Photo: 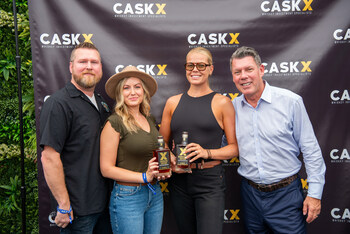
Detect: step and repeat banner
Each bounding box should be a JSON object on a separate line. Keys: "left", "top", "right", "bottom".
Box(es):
{"left": 28, "top": 0, "right": 350, "bottom": 233}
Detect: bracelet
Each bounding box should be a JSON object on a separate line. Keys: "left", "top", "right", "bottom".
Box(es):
{"left": 142, "top": 172, "right": 148, "bottom": 183}
{"left": 207, "top": 149, "right": 212, "bottom": 159}
{"left": 57, "top": 206, "right": 72, "bottom": 224}
{"left": 142, "top": 172, "right": 156, "bottom": 195}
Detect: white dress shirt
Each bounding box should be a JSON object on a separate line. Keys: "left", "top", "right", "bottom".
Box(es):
{"left": 232, "top": 81, "right": 326, "bottom": 199}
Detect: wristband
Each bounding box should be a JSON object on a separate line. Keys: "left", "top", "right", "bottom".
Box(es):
{"left": 57, "top": 206, "right": 72, "bottom": 224}
{"left": 142, "top": 172, "right": 156, "bottom": 195}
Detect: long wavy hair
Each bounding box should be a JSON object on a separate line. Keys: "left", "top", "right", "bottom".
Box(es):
{"left": 114, "top": 77, "right": 151, "bottom": 133}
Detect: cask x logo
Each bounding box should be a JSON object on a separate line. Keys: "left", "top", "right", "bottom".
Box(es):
{"left": 160, "top": 152, "right": 168, "bottom": 161}
{"left": 115, "top": 64, "right": 167, "bottom": 78}
{"left": 113, "top": 3, "right": 166, "bottom": 17}
{"left": 224, "top": 209, "right": 240, "bottom": 223}
{"left": 187, "top": 33, "right": 240, "bottom": 48}
{"left": 159, "top": 182, "right": 169, "bottom": 193}
{"left": 262, "top": 61, "right": 312, "bottom": 74}
{"left": 261, "top": 0, "right": 313, "bottom": 15}
{"left": 40, "top": 33, "right": 93, "bottom": 47}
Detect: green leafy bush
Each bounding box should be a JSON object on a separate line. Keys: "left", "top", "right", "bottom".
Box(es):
{"left": 0, "top": 0, "right": 38, "bottom": 233}
{"left": 0, "top": 144, "right": 38, "bottom": 234}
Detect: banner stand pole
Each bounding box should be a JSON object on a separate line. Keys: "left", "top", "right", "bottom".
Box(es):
{"left": 12, "top": 0, "right": 26, "bottom": 233}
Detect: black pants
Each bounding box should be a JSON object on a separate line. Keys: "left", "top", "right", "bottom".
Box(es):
{"left": 169, "top": 164, "right": 226, "bottom": 234}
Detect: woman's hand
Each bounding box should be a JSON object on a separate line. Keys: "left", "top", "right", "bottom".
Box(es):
{"left": 145, "top": 157, "right": 159, "bottom": 182}
{"left": 185, "top": 143, "right": 211, "bottom": 162}
{"left": 171, "top": 151, "right": 192, "bottom": 174}
{"left": 146, "top": 157, "right": 171, "bottom": 181}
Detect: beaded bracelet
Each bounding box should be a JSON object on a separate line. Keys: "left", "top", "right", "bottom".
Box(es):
{"left": 142, "top": 172, "right": 156, "bottom": 195}
{"left": 57, "top": 206, "right": 72, "bottom": 224}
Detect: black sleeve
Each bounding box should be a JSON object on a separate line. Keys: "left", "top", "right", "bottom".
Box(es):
{"left": 39, "top": 97, "right": 71, "bottom": 154}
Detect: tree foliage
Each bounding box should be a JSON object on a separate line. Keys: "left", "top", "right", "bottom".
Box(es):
{"left": 0, "top": 0, "right": 38, "bottom": 233}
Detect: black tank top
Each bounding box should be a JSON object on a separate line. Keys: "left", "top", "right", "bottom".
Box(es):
{"left": 170, "top": 92, "right": 223, "bottom": 161}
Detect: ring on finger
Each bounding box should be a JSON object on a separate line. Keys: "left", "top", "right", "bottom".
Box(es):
{"left": 195, "top": 150, "right": 198, "bottom": 155}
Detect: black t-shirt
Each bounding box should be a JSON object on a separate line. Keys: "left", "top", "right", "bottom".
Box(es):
{"left": 40, "top": 82, "right": 111, "bottom": 216}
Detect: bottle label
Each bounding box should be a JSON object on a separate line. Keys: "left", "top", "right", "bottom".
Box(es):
{"left": 176, "top": 145, "right": 189, "bottom": 166}
{"left": 158, "top": 150, "right": 170, "bottom": 170}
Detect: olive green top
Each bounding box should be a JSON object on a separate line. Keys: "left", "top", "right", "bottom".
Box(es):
{"left": 108, "top": 113, "right": 159, "bottom": 172}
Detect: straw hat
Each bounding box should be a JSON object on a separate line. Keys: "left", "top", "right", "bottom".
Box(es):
{"left": 105, "top": 65, "right": 158, "bottom": 99}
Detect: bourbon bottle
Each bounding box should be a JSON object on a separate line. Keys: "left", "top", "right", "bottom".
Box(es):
{"left": 153, "top": 136, "right": 171, "bottom": 176}
{"left": 175, "top": 131, "right": 191, "bottom": 172}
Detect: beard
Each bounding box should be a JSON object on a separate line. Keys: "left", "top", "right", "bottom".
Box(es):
{"left": 73, "top": 73, "right": 102, "bottom": 89}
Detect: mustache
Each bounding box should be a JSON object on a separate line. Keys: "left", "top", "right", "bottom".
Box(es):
{"left": 82, "top": 72, "right": 95, "bottom": 75}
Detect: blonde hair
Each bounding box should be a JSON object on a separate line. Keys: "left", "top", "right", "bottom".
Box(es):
{"left": 186, "top": 47, "right": 213, "bottom": 65}
{"left": 114, "top": 77, "right": 151, "bottom": 132}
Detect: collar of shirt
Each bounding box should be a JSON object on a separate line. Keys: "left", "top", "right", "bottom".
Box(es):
{"left": 66, "top": 82, "right": 87, "bottom": 98}
{"left": 241, "top": 80, "right": 271, "bottom": 108}
{"left": 65, "top": 82, "right": 103, "bottom": 111}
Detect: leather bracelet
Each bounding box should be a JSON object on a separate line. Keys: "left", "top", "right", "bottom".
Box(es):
{"left": 207, "top": 149, "right": 212, "bottom": 159}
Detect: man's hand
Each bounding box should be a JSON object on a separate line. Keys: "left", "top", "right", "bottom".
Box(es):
{"left": 303, "top": 196, "right": 321, "bottom": 223}
{"left": 55, "top": 209, "right": 74, "bottom": 228}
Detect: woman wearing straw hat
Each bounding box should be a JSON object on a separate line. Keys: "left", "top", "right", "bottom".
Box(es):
{"left": 100, "top": 66, "right": 167, "bottom": 234}
{"left": 159, "top": 47, "right": 238, "bottom": 234}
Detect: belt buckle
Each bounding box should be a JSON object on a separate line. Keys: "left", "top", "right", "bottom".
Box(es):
{"left": 256, "top": 184, "right": 266, "bottom": 191}
{"left": 195, "top": 159, "right": 205, "bottom": 169}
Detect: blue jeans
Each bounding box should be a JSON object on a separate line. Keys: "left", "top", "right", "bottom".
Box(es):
{"left": 60, "top": 212, "right": 101, "bottom": 234}
{"left": 109, "top": 182, "right": 164, "bottom": 234}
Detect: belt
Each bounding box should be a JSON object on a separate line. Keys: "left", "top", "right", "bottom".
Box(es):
{"left": 190, "top": 160, "right": 221, "bottom": 170}
{"left": 116, "top": 180, "right": 156, "bottom": 186}
{"left": 247, "top": 174, "right": 298, "bottom": 192}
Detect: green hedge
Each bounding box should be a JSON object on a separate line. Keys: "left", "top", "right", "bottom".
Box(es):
{"left": 0, "top": 0, "right": 38, "bottom": 233}
{"left": 0, "top": 144, "right": 38, "bottom": 234}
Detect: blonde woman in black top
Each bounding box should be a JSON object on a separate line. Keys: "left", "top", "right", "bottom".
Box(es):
{"left": 160, "top": 47, "right": 238, "bottom": 234}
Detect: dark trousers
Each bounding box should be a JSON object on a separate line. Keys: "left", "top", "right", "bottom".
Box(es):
{"left": 169, "top": 164, "right": 226, "bottom": 234}
{"left": 60, "top": 208, "right": 112, "bottom": 234}
{"left": 241, "top": 176, "right": 306, "bottom": 234}
{"left": 60, "top": 212, "right": 101, "bottom": 234}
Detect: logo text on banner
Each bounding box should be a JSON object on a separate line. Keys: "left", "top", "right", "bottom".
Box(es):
{"left": 330, "top": 149, "right": 350, "bottom": 163}
{"left": 333, "top": 28, "right": 350, "bottom": 44}
{"left": 40, "top": 33, "right": 94, "bottom": 48}
{"left": 330, "top": 89, "right": 350, "bottom": 104}
{"left": 224, "top": 209, "right": 240, "bottom": 223}
{"left": 262, "top": 60, "right": 312, "bottom": 77}
{"left": 115, "top": 64, "right": 168, "bottom": 79}
{"left": 188, "top": 33, "right": 240, "bottom": 48}
{"left": 113, "top": 3, "right": 166, "bottom": 18}
{"left": 331, "top": 208, "right": 350, "bottom": 223}
{"left": 261, "top": 0, "right": 313, "bottom": 15}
